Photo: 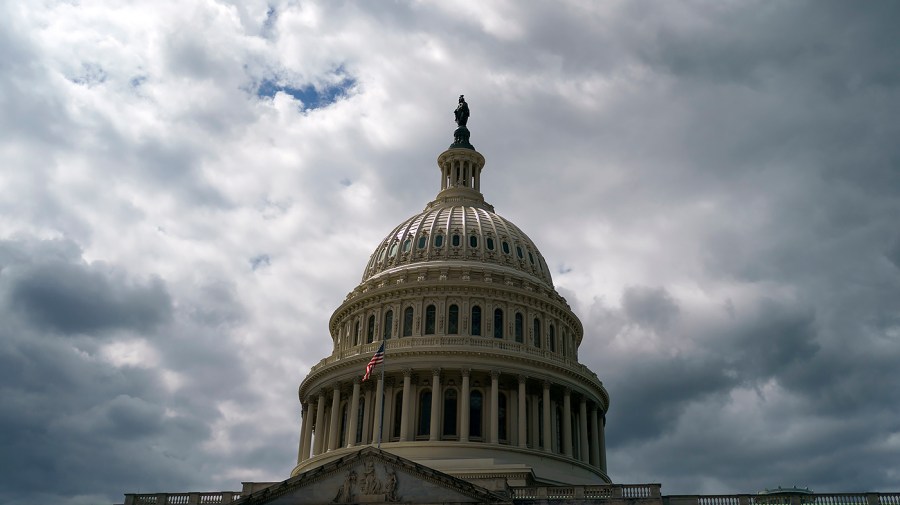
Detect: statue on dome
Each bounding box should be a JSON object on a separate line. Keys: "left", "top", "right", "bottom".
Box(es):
{"left": 454, "top": 95, "right": 469, "bottom": 127}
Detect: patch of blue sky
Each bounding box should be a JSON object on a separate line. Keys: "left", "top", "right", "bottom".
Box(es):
{"left": 256, "top": 74, "right": 356, "bottom": 110}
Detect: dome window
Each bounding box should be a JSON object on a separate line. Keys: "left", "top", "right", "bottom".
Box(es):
{"left": 486, "top": 237, "right": 495, "bottom": 251}
{"left": 528, "top": 251, "right": 535, "bottom": 265}
{"left": 469, "top": 235, "right": 478, "bottom": 248}
{"left": 425, "top": 305, "right": 436, "bottom": 334}
{"left": 451, "top": 234, "right": 461, "bottom": 247}
{"left": 434, "top": 234, "right": 444, "bottom": 248}
{"left": 378, "top": 246, "right": 388, "bottom": 262}
{"left": 402, "top": 238, "right": 411, "bottom": 253}
{"left": 383, "top": 310, "right": 393, "bottom": 340}
{"left": 501, "top": 241, "right": 511, "bottom": 255}
{"left": 389, "top": 242, "right": 399, "bottom": 258}
{"left": 514, "top": 313, "right": 524, "bottom": 343}
{"left": 448, "top": 304, "right": 459, "bottom": 334}
{"left": 417, "top": 236, "right": 427, "bottom": 249}
{"left": 493, "top": 309, "right": 504, "bottom": 339}
{"left": 402, "top": 307, "right": 414, "bottom": 337}
{"left": 516, "top": 245, "right": 524, "bottom": 260}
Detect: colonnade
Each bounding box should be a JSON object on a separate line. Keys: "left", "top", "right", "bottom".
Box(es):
{"left": 297, "top": 368, "right": 607, "bottom": 473}
{"left": 439, "top": 155, "right": 482, "bottom": 192}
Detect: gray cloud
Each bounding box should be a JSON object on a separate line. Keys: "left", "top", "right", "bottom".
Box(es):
{"left": 6, "top": 250, "right": 171, "bottom": 335}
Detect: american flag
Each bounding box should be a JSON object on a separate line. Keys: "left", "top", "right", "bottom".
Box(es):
{"left": 363, "top": 342, "right": 385, "bottom": 381}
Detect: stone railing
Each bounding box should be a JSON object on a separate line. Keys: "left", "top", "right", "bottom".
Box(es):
{"left": 508, "top": 489, "right": 900, "bottom": 505}
{"left": 309, "top": 336, "right": 598, "bottom": 387}
{"left": 666, "top": 493, "right": 900, "bottom": 505}
{"left": 512, "top": 484, "right": 661, "bottom": 500}
{"left": 122, "top": 492, "right": 243, "bottom": 505}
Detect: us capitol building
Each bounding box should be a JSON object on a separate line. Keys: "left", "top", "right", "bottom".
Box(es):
{"left": 122, "top": 99, "right": 899, "bottom": 505}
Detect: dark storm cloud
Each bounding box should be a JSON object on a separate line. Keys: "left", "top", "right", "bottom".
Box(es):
{"left": 621, "top": 286, "right": 680, "bottom": 331}
{"left": 6, "top": 252, "right": 171, "bottom": 335}
{"left": 0, "top": 237, "right": 276, "bottom": 505}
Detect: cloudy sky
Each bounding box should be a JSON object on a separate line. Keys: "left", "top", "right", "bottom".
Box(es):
{"left": 2, "top": 1, "right": 899, "bottom": 503}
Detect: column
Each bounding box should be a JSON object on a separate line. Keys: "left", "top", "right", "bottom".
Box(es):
{"left": 490, "top": 370, "right": 500, "bottom": 444}
{"left": 590, "top": 405, "right": 601, "bottom": 467}
{"left": 399, "top": 369, "right": 412, "bottom": 441}
{"left": 371, "top": 376, "right": 384, "bottom": 444}
{"left": 430, "top": 369, "right": 441, "bottom": 441}
{"left": 530, "top": 394, "right": 539, "bottom": 448}
{"left": 562, "top": 389, "right": 573, "bottom": 457}
{"left": 517, "top": 376, "right": 527, "bottom": 448}
{"left": 328, "top": 385, "right": 341, "bottom": 451}
{"left": 460, "top": 369, "right": 471, "bottom": 442}
{"left": 313, "top": 390, "right": 326, "bottom": 455}
{"left": 542, "top": 382, "right": 552, "bottom": 452}
{"left": 579, "top": 398, "right": 589, "bottom": 463}
{"left": 347, "top": 378, "right": 361, "bottom": 447}
{"left": 599, "top": 413, "right": 607, "bottom": 472}
{"left": 298, "top": 402, "right": 311, "bottom": 463}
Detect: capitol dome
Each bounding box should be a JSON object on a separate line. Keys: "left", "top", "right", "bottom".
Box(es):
{"left": 293, "top": 103, "right": 610, "bottom": 490}
{"left": 363, "top": 199, "right": 554, "bottom": 288}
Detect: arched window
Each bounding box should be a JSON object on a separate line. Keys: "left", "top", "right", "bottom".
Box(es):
{"left": 367, "top": 315, "right": 375, "bottom": 344}
{"left": 417, "top": 235, "right": 427, "bottom": 249}
{"left": 402, "top": 238, "right": 411, "bottom": 253}
{"left": 443, "top": 389, "right": 458, "bottom": 437}
{"left": 502, "top": 241, "right": 510, "bottom": 254}
{"left": 486, "top": 237, "right": 495, "bottom": 251}
{"left": 417, "top": 390, "right": 432, "bottom": 437}
{"left": 355, "top": 397, "right": 365, "bottom": 444}
{"left": 498, "top": 393, "right": 508, "bottom": 441}
{"left": 516, "top": 245, "right": 524, "bottom": 259}
{"left": 434, "top": 234, "right": 444, "bottom": 248}
{"left": 493, "top": 308, "right": 503, "bottom": 339}
{"left": 549, "top": 324, "right": 556, "bottom": 352}
{"left": 451, "top": 234, "right": 461, "bottom": 247}
{"left": 354, "top": 320, "right": 360, "bottom": 346}
{"left": 448, "top": 304, "right": 459, "bottom": 334}
{"left": 402, "top": 307, "right": 413, "bottom": 337}
{"left": 469, "top": 235, "right": 478, "bottom": 248}
{"left": 470, "top": 390, "right": 484, "bottom": 439}
{"left": 533, "top": 317, "right": 542, "bottom": 348}
{"left": 425, "top": 305, "right": 436, "bottom": 335}
{"left": 389, "top": 241, "right": 399, "bottom": 258}
{"left": 392, "top": 390, "right": 403, "bottom": 439}
{"left": 471, "top": 305, "right": 482, "bottom": 336}
{"left": 383, "top": 310, "right": 393, "bottom": 340}
{"left": 514, "top": 313, "right": 524, "bottom": 343}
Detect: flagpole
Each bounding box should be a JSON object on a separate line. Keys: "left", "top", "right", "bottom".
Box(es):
{"left": 377, "top": 346, "right": 386, "bottom": 449}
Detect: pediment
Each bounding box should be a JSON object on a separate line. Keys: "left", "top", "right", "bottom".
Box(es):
{"left": 237, "top": 447, "right": 510, "bottom": 505}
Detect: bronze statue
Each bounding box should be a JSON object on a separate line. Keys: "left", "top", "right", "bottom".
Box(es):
{"left": 454, "top": 95, "right": 469, "bottom": 127}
